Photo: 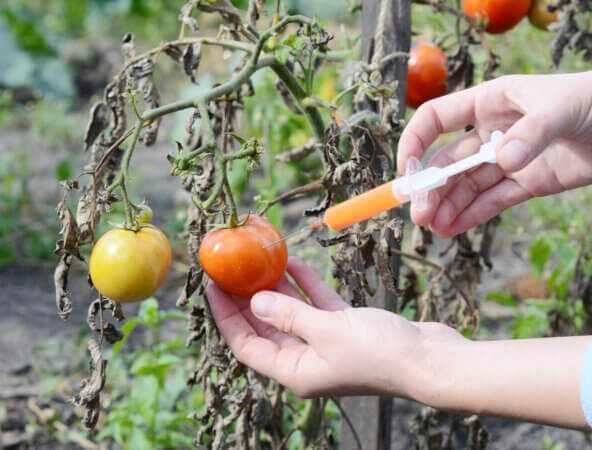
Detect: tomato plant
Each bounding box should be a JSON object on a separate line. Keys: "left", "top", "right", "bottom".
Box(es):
{"left": 199, "top": 215, "right": 288, "bottom": 298}
{"left": 406, "top": 42, "right": 447, "bottom": 109}
{"left": 463, "top": 0, "right": 531, "bottom": 34}
{"left": 529, "top": 0, "right": 559, "bottom": 31}
{"left": 89, "top": 226, "right": 171, "bottom": 303}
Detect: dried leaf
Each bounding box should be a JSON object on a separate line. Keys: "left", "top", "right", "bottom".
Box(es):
{"left": 71, "top": 339, "right": 106, "bottom": 430}
{"left": 104, "top": 78, "right": 127, "bottom": 144}
{"left": 54, "top": 255, "right": 73, "bottom": 320}
{"left": 55, "top": 198, "right": 80, "bottom": 258}
{"left": 76, "top": 186, "right": 116, "bottom": 243}
{"left": 198, "top": 0, "right": 242, "bottom": 27}
{"left": 275, "top": 139, "right": 321, "bottom": 163}
{"left": 121, "top": 32, "right": 135, "bottom": 62}
{"left": 83, "top": 101, "right": 110, "bottom": 151}
{"left": 446, "top": 43, "right": 474, "bottom": 93}
{"left": 183, "top": 43, "right": 202, "bottom": 84}
{"left": 247, "top": 0, "right": 259, "bottom": 26}
{"left": 179, "top": 1, "right": 200, "bottom": 33}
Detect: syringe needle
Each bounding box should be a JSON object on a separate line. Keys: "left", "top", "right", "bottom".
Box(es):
{"left": 263, "top": 221, "right": 324, "bottom": 248}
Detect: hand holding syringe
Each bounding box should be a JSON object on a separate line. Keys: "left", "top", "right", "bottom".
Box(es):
{"left": 266, "top": 131, "right": 504, "bottom": 247}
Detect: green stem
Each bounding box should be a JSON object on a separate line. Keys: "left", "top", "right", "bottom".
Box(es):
{"left": 201, "top": 173, "right": 225, "bottom": 210}
{"left": 120, "top": 182, "right": 135, "bottom": 228}
{"left": 224, "top": 147, "right": 259, "bottom": 161}
{"left": 143, "top": 56, "right": 276, "bottom": 121}
{"left": 106, "top": 122, "right": 142, "bottom": 229}
{"left": 181, "top": 143, "right": 215, "bottom": 164}
{"left": 332, "top": 81, "right": 361, "bottom": 106}
{"left": 223, "top": 173, "right": 239, "bottom": 223}
{"left": 270, "top": 61, "right": 325, "bottom": 140}
{"left": 306, "top": 50, "right": 315, "bottom": 96}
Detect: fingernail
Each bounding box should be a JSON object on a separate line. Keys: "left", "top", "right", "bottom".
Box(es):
{"left": 498, "top": 140, "right": 530, "bottom": 171}
{"left": 251, "top": 293, "right": 277, "bottom": 318}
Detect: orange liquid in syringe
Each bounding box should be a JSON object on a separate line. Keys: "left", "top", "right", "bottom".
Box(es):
{"left": 322, "top": 181, "right": 403, "bottom": 231}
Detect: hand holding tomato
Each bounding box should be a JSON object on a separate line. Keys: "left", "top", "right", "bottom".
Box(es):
{"left": 398, "top": 72, "right": 592, "bottom": 238}
{"left": 207, "top": 258, "right": 592, "bottom": 429}
{"left": 89, "top": 225, "right": 171, "bottom": 302}
{"left": 199, "top": 215, "right": 288, "bottom": 298}
{"left": 206, "top": 257, "right": 457, "bottom": 397}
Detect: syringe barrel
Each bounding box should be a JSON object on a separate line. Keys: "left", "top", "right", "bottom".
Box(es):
{"left": 322, "top": 180, "right": 404, "bottom": 231}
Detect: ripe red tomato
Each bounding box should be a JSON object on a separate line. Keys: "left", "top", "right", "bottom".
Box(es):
{"left": 529, "top": 0, "right": 559, "bottom": 30}
{"left": 199, "top": 215, "right": 288, "bottom": 298}
{"left": 463, "top": 0, "right": 531, "bottom": 34}
{"left": 89, "top": 226, "right": 171, "bottom": 303}
{"left": 406, "top": 43, "right": 447, "bottom": 109}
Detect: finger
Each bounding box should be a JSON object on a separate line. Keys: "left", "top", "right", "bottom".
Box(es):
{"left": 286, "top": 257, "right": 349, "bottom": 311}
{"left": 274, "top": 276, "right": 306, "bottom": 301}
{"left": 496, "top": 113, "right": 568, "bottom": 173}
{"left": 225, "top": 280, "right": 303, "bottom": 348}
{"left": 430, "top": 164, "right": 505, "bottom": 232}
{"left": 251, "top": 289, "right": 332, "bottom": 343}
{"left": 430, "top": 178, "right": 532, "bottom": 237}
{"left": 207, "top": 283, "right": 313, "bottom": 380}
{"left": 398, "top": 87, "right": 478, "bottom": 172}
{"left": 409, "top": 129, "right": 487, "bottom": 226}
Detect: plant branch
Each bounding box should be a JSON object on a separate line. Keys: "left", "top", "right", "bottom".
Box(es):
{"left": 106, "top": 122, "right": 143, "bottom": 228}
{"left": 143, "top": 56, "right": 276, "bottom": 121}
{"left": 390, "top": 247, "right": 479, "bottom": 336}
{"left": 329, "top": 397, "right": 362, "bottom": 450}
{"left": 224, "top": 147, "right": 260, "bottom": 161}
{"left": 259, "top": 181, "right": 324, "bottom": 214}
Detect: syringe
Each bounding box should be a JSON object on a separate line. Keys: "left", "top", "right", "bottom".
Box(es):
{"left": 265, "top": 131, "right": 503, "bottom": 246}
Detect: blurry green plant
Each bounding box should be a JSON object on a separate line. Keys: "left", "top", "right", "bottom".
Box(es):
{"left": 97, "top": 298, "right": 200, "bottom": 449}
{"left": 0, "top": 151, "right": 57, "bottom": 265}
{"left": 490, "top": 190, "right": 592, "bottom": 338}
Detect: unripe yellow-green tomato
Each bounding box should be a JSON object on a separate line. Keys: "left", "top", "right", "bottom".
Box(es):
{"left": 89, "top": 226, "right": 171, "bottom": 302}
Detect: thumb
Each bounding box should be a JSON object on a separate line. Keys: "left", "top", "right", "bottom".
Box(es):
{"left": 496, "top": 115, "right": 563, "bottom": 173}
{"left": 251, "top": 291, "right": 324, "bottom": 341}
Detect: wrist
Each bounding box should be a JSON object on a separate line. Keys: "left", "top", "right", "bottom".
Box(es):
{"left": 410, "top": 328, "right": 476, "bottom": 412}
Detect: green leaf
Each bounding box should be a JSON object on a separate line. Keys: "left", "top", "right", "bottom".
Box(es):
{"left": 130, "top": 353, "right": 155, "bottom": 375}
{"left": 530, "top": 236, "right": 553, "bottom": 278}
{"left": 229, "top": 132, "right": 247, "bottom": 145}
{"left": 486, "top": 292, "right": 518, "bottom": 307}
{"left": 274, "top": 45, "right": 290, "bottom": 65}
{"left": 55, "top": 159, "right": 72, "bottom": 181}
{"left": 125, "top": 428, "right": 152, "bottom": 450}
{"left": 1, "top": 8, "right": 56, "bottom": 56}
{"left": 111, "top": 317, "right": 140, "bottom": 360}
{"left": 138, "top": 297, "right": 159, "bottom": 326}
{"left": 401, "top": 302, "right": 416, "bottom": 321}
{"left": 158, "top": 309, "right": 187, "bottom": 322}
{"left": 511, "top": 305, "right": 549, "bottom": 339}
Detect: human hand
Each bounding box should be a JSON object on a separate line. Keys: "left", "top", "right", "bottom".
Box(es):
{"left": 398, "top": 72, "right": 592, "bottom": 237}
{"left": 206, "top": 257, "right": 464, "bottom": 399}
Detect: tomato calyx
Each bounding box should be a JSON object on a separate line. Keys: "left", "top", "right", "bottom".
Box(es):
{"left": 107, "top": 220, "right": 157, "bottom": 234}
{"left": 207, "top": 212, "right": 251, "bottom": 231}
